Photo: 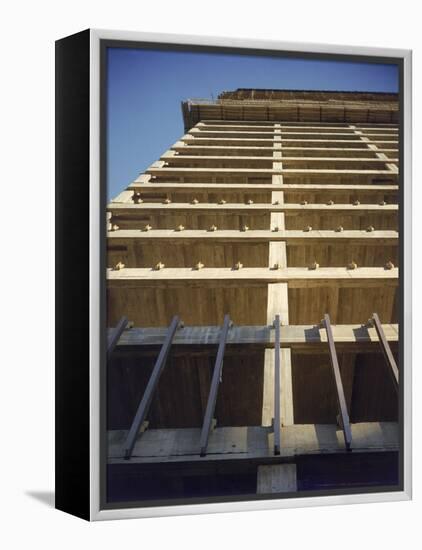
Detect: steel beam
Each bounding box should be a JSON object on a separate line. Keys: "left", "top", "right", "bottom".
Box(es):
{"left": 199, "top": 314, "right": 231, "bottom": 457}
{"left": 107, "top": 316, "right": 128, "bottom": 360}
{"left": 274, "top": 315, "right": 281, "bottom": 455}
{"left": 123, "top": 315, "right": 180, "bottom": 459}
{"left": 372, "top": 312, "right": 399, "bottom": 389}
{"left": 323, "top": 314, "right": 352, "bottom": 450}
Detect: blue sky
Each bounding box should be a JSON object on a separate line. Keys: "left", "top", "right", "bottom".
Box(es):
{"left": 106, "top": 47, "right": 398, "bottom": 200}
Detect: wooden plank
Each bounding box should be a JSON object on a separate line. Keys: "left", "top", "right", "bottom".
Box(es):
{"left": 163, "top": 154, "right": 399, "bottom": 164}
{"left": 182, "top": 137, "right": 398, "bottom": 145}
{"left": 195, "top": 119, "right": 398, "bottom": 128}
{"left": 195, "top": 123, "right": 398, "bottom": 131}
{"left": 107, "top": 266, "right": 399, "bottom": 288}
{"left": 108, "top": 202, "right": 399, "bottom": 213}
{"left": 189, "top": 130, "right": 397, "bottom": 138}
{"left": 172, "top": 145, "right": 399, "bottom": 154}
{"left": 147, "top": 167, "right": 398, "bottom": 177}
{"left": 128, "top": 181, "right": 398, "bottom": 193}
{"left": 108, "top": 422, "right": 399, "bottom": 464}
{"left": 107, "top": 229, "right": 399, "bottom": 244}
{"left": 257, "top": 464, "right": 297, "bottom": 493}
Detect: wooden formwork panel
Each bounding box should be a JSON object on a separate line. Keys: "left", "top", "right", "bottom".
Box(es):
{"left": 137, "top": 191, "right": 272, "bottom": 204}
{"left": 283, "top": 190, "right": 398, "bottom": 204}
{"left": 291, "top": 350, "right": 398, "bottom": 424}
{"left": 110, "top": 211, "right": 271, "bottom": 231}
{"left": 286, "top": 242, "right": 398, "bottom": 268}
{"left": 288, "top": 284, "right": 398, "bottom": 325}
{"left": 108, "top": 350, "right": 265, "bottom": 431}
{"left": 284, "top": 211, "right": 397, "bottom": 231}
{"left": 107, "top": 284, "right": 269, "bottom": 328}
{"left": 175, "top": 146, "right": 397, "bottom": 158}
{"left": 350, "top": 353, "right": 399, "bottom": 422}
{"left": 107, "top": 239, "right": 397, "bottom": 269}
{"left": 107, "top": 240, "right": 269, "bottom": 269}
{"left": 291, "top": 351, "right": 398, "bottom": 424}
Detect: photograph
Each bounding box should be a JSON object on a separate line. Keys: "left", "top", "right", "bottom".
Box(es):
{"left": 104, "top": 41, "right": 403, "bottom": 508}
{"left": 2, "top": 0, "right": 419, "bottom": 544}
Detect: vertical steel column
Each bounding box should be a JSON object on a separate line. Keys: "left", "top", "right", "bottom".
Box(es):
{"left": 199, "top": 314, "right": 231, "bottom": 457}
{"left": 123, "top": 315, "right": 180, "bottom": 459}
{"left": 372, "top": 312, "right": 399, "bottom": 389}
{"left": 323, "top": 314, "right": 352, "bottom": 450}
{"left": 274, "top": 314, "right": 281, "bottom": 455}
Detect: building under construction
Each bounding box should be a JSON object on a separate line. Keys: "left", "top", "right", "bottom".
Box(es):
{"left": 106, "top": 89, "right": 400, "bottom": 504}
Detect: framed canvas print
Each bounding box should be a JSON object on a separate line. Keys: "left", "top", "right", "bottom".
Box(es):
{"left": 55, "top": 29, "right": 412, "bottom": 521}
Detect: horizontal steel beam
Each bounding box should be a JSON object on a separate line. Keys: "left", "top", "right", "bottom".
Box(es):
{"left": 107, "top": 323, "right": 399, "bottom": 350}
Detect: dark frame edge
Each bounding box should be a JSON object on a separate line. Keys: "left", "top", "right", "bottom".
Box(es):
{"left": 55, "top": 28, "right": 91, "bottom": 521}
